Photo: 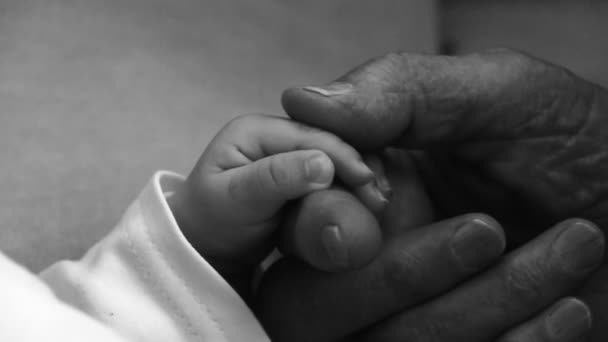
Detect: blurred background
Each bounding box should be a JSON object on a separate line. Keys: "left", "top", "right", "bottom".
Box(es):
{"left": 0, "top": 0, "right": 605, "bottom": 271}
{"left": 441, "top": 0, "right": 608, "bottom": 88}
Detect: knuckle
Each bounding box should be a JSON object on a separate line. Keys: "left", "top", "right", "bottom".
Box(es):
{"left": 381, "top": 50, "right": 419, "bottom": 66}
{"left": 381, "top": 249, "right": 428, "bottom": 300}
{"left": 382, "top": 51, "right": 407, "bottom": 65}
{"left": 351, "top": 51, "right": 411, "bottom": 85}
{"left": 372, "top": 51, "right": 410, "bottom": 76}
{"left": 501, "top": 258, "right": 547, "bottom": 305}
{"left": 489, "top": 47, "right": 538, "bottom": 74}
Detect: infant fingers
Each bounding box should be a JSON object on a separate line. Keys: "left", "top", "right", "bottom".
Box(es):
{"left": 354, "top": 154, "right": 391, "bottom": 214}
{"left": 223, "top": 150, "right": 337, "bottom": 213}
{"left": 218, "top": 114, "right": 375, "bottom": 187}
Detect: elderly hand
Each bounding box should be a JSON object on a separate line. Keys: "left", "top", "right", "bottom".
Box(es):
{"left": 256, "top": 49, "right": 608, "bottom": 341}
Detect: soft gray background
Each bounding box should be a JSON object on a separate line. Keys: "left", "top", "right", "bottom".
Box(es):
{"left": 0, "top": 0, "right": 437, "bottom": 271}
{"left": 442, "top": 1, "right": 608, "bottom": 87}
{"left": 4, "top": 1, "right": 607, "bottom": 272}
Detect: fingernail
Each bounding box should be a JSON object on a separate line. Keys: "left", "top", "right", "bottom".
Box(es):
{"left": 354, "top": 182, "right": 389, "bottom": 214}
{"left": 303, "top": 82, "right": 353, "bottom": 97}
{"left": 545, "top": 298, "right": 591, "bottom": 341}
{"left": 359, "top": 162, "right": 376, "bottom": 184}
{"left": 375, "top": 174, "right": 392, "bottom": 199}
{"left": 321, "top": 225, "right": 349, "bottom": 268}
{"left": 451, "top": 219, "right": 505, "bottom": 270}
{"left": 552, "top": 221, "right": 605, "bottom": 274}
{"left": 369, "top": 178, "right": 389, "bottom": 204}
{"left": 305, "top": 154, "right": 334, "bottom": 185}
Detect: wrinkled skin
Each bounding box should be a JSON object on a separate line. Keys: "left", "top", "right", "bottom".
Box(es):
{"left": 264, "top": 49, "right": 608, "bottom": 340}
{"left": 288, "top": 49, "right": 607, "bottom": 233}
{"left": 257, "top": 147, "right": 601, "bottom": 341}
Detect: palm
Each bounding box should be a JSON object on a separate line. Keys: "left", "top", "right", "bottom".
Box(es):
{"left": 415, "top": 130, "right": 608, "bottom": 244}
{"left": 382, "top": 135, "right": 608, "bottom": 340}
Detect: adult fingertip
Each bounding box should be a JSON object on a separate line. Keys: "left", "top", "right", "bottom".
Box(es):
{"left": 498, "top": 297, "right": 592, "bottom": 342}
{"left": 552, "top": 219, "right": 605, "bottom": 275}
{"left": 281, "top": 189, "right": 383, "bottom": 272}
{"left": 319, "top": 193, "right": 383, "bottom": 272}
{"left": 450, "top": 215, "right": 506, "bottom": 271}
{"left": 545, "top": 297, "right": 592, "bottom": 341}
{"left": 321, "top": 225, "right": 350, "bottom": 268}
{"left": 281, "top": 85, "right": 346, "bottom": 131}
{"left": 318, "top": 217, "right": 382, "bottom": 273}
{"left": 354, "top": 181, "right": 390, "bottom": 214}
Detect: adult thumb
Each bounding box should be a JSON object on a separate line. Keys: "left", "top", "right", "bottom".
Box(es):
{"left": 282, "top": 49, "right": 596, "bottom": 151}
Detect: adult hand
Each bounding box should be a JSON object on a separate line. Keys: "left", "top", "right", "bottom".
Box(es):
{"left": 284, "top": 49, "right": 608, "bottom": 240}
{"left": 256, "top": 49, "right": 608, "bottom": 341}
{"left": 257, "top": 152, "right": 602, "bottom": 342}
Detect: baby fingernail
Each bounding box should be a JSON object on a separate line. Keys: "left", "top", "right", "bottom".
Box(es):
{"left": 553, "top": 221, "right": 605, "bottom": 274}
{"left": 371, "top": 180, "right": 389, "bottom": 205}
{"left": 306, "top": 154, "right": 334, "bottom": 185}
{"left": 359, "top": 162, "right": 376, "bottom": 183}
{"left": 322, "top": 225, "right": 349, "bottom": 268}
{"left": 303, "top": 82, "right": 353, "bottom": 97}
{"left": 451, "top": 219, "right": 505, "bottom": 270}
{"left": 546, "top": 298, "right": 591, "bottom": 341}
{"left": 375, "top": 174, "right": 392, "bottom": 199}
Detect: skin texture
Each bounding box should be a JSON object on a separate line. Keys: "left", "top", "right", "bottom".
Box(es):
{"left": 167, "top": 114, "right": 383, "bottom": 297}
{"left": 257, "top": 153, "right": 602, "bottom": 342}
{"left": 255, "top": 49, "right": 608, "bottom": 341}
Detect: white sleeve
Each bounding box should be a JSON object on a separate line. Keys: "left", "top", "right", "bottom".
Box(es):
{"left": 0, "top": 251, "right": 128, "bottom": 341}
{"left": 40, "top": 171, "right": 270, "bottom": 342}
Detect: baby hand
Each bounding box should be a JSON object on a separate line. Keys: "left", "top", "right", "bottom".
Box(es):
{"left": 168, "top": 114, "right": 382, "bottom": 294}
